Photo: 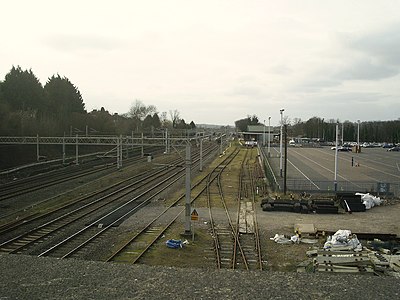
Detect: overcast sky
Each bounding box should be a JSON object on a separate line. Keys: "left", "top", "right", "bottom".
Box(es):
{"left": 1, "top": 1, "right": 400, "bottom": 126}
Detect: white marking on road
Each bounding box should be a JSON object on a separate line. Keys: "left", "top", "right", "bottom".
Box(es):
{"left": 290, "top": 149, "right": 363, "bottom": 189}
{"left": 313, "top": 148, "right": 400, "bottom": 180}
{"left": 287, "top": 160, "right": 321, "bottom": 190}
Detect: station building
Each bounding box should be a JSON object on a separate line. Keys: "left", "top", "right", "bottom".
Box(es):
{"left": 241, "top": 125, "right": 277, "bottom": 146}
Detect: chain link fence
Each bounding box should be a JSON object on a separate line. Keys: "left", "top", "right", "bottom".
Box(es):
{"left": 276, "top": 179, "right": 399, "bottom": 198}
{"left": 258, "top": 145, "right": 399, "bottom": 198}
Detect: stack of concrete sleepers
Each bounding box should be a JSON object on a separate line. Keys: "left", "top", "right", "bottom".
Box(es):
{"left": 314, "top": 249, "right": 374, "bottom": 273}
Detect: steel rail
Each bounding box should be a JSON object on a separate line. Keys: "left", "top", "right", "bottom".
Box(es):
{"left": 105, "top": 148, "right": 239, "bottom": 263}
{"left": 0, "top": 146, "right": 164, "bottom": 200}
{"left": 43, "top": 145, "right": 227, "bottom": 259}
{"left": 0, "top": 160, "right": 179, "bottom": 236}
{"left": 37, "top": 170, "right": 186, "bottom": 258}
{"left": 0, "top": 143, "right": 216, "bottom": 231}
{"left": 0, "top": 167, "right": 181, "bottom": 253}
{"left": 248, "top": 152, "right": 263, "bottom": 270}
{"left": 35, "top": 144, "right": 221, "bottom": 258}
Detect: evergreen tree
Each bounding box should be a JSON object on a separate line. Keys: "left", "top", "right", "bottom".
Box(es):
{"left": 143, "top": 114, "right": 154, "bottom": 129}
{"left": 44, "top": 75, "right": 86, "bottom": 130}
{"left": 152, "top": 113, "right": 161, "bottom": 129}
{"left": 1, "top": 66, "right": 45, "bottom": 112}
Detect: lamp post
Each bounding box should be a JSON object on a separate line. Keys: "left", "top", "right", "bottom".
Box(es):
{"left": 357, "top": 120, "right": 360, "bottom": 146}
{"left": 280, "top": 109, "right": 284, "bottom": 178}
{"left": 334, "top": 122, "right": 339, "bottom": 192}
{"left": 263, "top": 120, "right": 266, "bottom": 146}
{"left": 268, "top": 116, "right": 271, "bottom": 157}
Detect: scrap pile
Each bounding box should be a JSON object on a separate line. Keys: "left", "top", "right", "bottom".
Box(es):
{"left": 309, "top": 230, "right": 400, "bottom": 276}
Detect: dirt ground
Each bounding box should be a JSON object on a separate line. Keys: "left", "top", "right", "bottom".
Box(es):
{"left": 116, "top": 196, "right": 400, "bottom": 272}
{"left": 117, "top": 146, "right": 400, "bottom": 272}
{"left": 255, "top": 199, "right": 400, "bottom": 271}
{"left": 257, "top": 201, "right": 400, "bottom": 236}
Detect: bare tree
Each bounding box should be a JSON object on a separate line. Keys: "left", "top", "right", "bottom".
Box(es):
{"left": 169, "top": 109, "right": 181, "bottom": 128}
{"left": 281, "top": 115, "right": 291, "bottom": 126}
{"left": 127, "top": 99, "right": 158, "bottom": 132}
{"left": 128, "top": 99, "right": 157, "bottom": 121}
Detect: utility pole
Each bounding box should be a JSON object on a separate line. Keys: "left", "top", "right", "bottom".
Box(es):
{"left": 36, "top": 134, "right": 40, "bottom": 162}
{"left": 268, "top": 116, "right": 271, "bottom": 157}
{"left": 75, "top": 134, "right": 79, "bottom": 165}
{"left": 284, "top": 124, "right": 288, "bottom": 195}
{"left": 357, "top": 120, "right": 360, "bottom": 152}
{"left": 334, "top": 123, "right": 339, "bottom": 192}
{"left": 341, "top": 123, "right": 344, "bottom": 145}
{"left": 263, "top": 120, "right": 266, "bottom": 146}
{"left": 62, "top": 135, "right": 66, "bottom": 165}
{"left": 220, "top": 134, "right": 223, "bottom": 154}
{"left": 199, "top": 138, "right": 203, "bottom": 172}
{"left": 279, "top": 109, "right": 284, "bottom": 177}
{"left": 184, "top": 142, "right": 192, "bottom": 235}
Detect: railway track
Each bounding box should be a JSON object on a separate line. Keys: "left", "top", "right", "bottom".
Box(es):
{"left": 207, "top": 147, "right": 263, "bottom": 270}
{"left": 237, "top": 148, "right": 263, "bottom": 270}
{"left": 0, "top": 164, "right": 184, "bottom": 255}
{"left": 0, "top": 146, "right": 163, "bottom": 201}
{"left": 0, "top": 165, "right": 112, "bottom": 201}
{"left": 0, "top": 153, "right": 188, "bottom": 235}
{"left": 0, "top": 143, "right": 266, "bottom": 272}
{"left": 104, "top": 147, "right": 241, "bottom": 265}
{"left": 0, "top": 142, "right": 219, "bottom": 258}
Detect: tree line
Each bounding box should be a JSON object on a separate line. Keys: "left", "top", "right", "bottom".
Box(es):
{"left": 0, "top": 66, "right": 196, "bottom": 136}
{"left": 235, "top": 115, "right": 400, "bottom": 144}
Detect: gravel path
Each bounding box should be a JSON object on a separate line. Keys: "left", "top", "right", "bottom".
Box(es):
{"left": 0, "top": 254, "right": 399, "bottom": 299}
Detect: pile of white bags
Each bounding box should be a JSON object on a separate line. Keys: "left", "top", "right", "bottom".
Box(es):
{"left": 323, "top": 229, "right": 362, "bottom": 251}
{"left": 356, "top": 193, "right": 382, "bottom": 209}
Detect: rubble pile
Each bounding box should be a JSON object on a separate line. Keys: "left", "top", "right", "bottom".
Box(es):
{"left": 308, "top": 230, "right": 400, "bottom": 277}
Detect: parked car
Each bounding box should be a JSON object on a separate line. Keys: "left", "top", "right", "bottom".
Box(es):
{"left": 331, "top": 146, "right": 352, "bottom": 151}
{"left": 338, "top": 146, "right": 352, "bottom": 152}
{"left": 387, "top": 147, "right": 400, "bottom": 152}
{"left": 382, "top": 143, "right": 394, "bottom": 148}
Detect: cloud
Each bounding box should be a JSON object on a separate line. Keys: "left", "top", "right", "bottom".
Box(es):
{"left": 335, "top": 59, "right": 399, "bottom": 80}
{"left": 268, "top": 64, "right": 292, "bottom": 76}
{"left": 227, "top": 85, "right": 263, "bottom": 98}
{"left": 42, "top": 34, "right": 124, "bottom": 53}
{"left": 294, "top": 24, "right": 400, "bottom": 93}
{"left": 348, "top": 26, "right": 400, "bottom": 66}
{"left": 334, "top": 25, "right": 400, "bottom": 81}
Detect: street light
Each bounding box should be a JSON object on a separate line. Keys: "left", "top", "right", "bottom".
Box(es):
{"left": 280, "top": 109, "right": 284, "bottom": 178}
{"left": 268, "top": 116, "right": 271, "bottom": 157}
{"left": 357, "top": 120, "right": 360, "bottom": 146}
{"left": 334, "top": 122, "right": 339, "bottom": 192}
{"left": 263, "top": 119, "right": 266, "bottom": 146}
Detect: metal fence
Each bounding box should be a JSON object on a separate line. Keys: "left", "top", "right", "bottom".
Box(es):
{"left": 258, "top": 144, "right": 399, "bottom": 198}
{"left": 258, "top": 145, "right": 280, "bottom": 192}
{"left": 276, "top": 179, "right": 400, "bottom": 198}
